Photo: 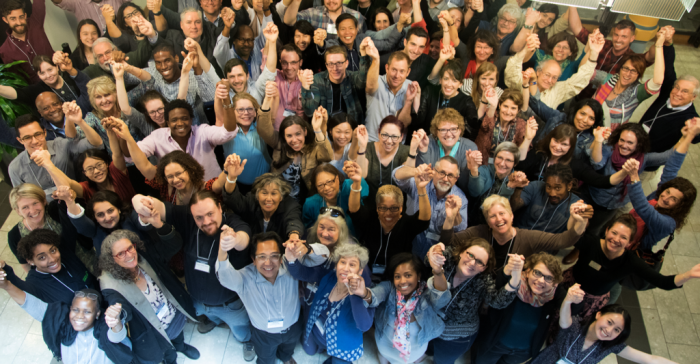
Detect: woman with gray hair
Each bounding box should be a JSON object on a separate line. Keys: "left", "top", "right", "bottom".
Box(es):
{"left": 222, "top": 155, "right": 305, "bottom": 242}
{"left": 285, "top": 241, "right": 375, "bottom": 361}
{"left": 477, "top": 2, "right": 526, "bottom": 57}
{"left": 98, "top": 226, "right": 200, "bottom": 364}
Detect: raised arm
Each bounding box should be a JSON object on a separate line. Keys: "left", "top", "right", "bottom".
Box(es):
{"left": 589, "top": 127, "right": 610, "bottom": 164}
{"left": 617, "top": 347, "right": 677, "bottom": 364}
{"left": 568, "top": 6, "right": 583, "bottom": 38}
{"left": 65, "top": 102, "right": 103, "bottom": 148}
{"left": 428, "top": 42, "right": 455, "bottom": 82}
{"left": 111, "top": 118, "right": 157, "bottom": 180}
{"left": 31, "top": 150, "right": 83, "bottom": 197}
{"left": 559, "top": 284, "right": 585, "bottom": 329}
{"left": 177, "top": 52, "right": 195, "bottom": 100}
{"left": 146, "top": 0, "right": 168, "bottom": 32}
{"left": 651, "top": 29, "right": 667, "bottom": 87}
{"left": 284, "top": 0, "right": 301, "bottom": 26}
{"left": 353, "top": 126, "right": 369, "bottom": 178}
{"left": 113, "top": 62, "right": 133, "bottom": 116}
{"left": 344, "top": 160, "right": 363, "bottom": 213}
{"left": 101, "top": 5, "right": 122, "bottom": 40}
{"left": 364, "top": 39, "right": 381, "bottom": 95}
{"left": 518, "top": 117, "right": 538, "bottom": 160}
{"left": 132, "top": 194, "right": 167, "bottom": 222}
{"left": 214, "top": 80, "right": 235, "bottom": 127}
{"left": 0, "top": 262, "right": 28, "bottom": 306}
{"left": 102, "top": 117, "right": 129, "bottom": 175}
{"left": 414, "top": 165, "right": 432, "bottom": 221}
{"left": 510, "top": 8, "right": 540, "bottom": 53}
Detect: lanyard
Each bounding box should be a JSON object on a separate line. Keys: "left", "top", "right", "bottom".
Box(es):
{"left": 599, "top": 47, "right": 622, "bottom": 73}
{"left": 37, "top": 264, "right": 87, "bottom": 293}
{"left": 444, "top": 266, "right": 474, "bottom": 311}
{"left": 530, "top": 193, "right": 570, "bottom": 231}
{"left": 51, "top": 77, "right": 79, "bottom": 103}
{"left": 29, "top": 161, "right": 53, "bottom": 190}
{"left": 9, "top": 37, "right": 38, "bottom": 70}
{"left": 564, "top": 334, "right": 597, "bottom": 364}
{"left": 196, "top": 229, "right": 217, "bottom": 262}
{"left": 639, "top": 105, "right": 686, "bottom": 133}
{"left": 491, "top": 233, "right": 515, "bottom": 268}
{"left": 487, "top": 169, "right": 512, "bottom": 198}
{"left": 537, "top": 157, "right": 549, "bottom": 181}
{"left": 373, "top": 229, "right": 392, "bottom": 267}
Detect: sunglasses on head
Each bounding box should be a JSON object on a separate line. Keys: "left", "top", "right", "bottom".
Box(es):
{"left": 320, "top": 207, "right": 345, "bottom": 219}
{"left": 75, "top": 291, "right": 99, "bottom": 301}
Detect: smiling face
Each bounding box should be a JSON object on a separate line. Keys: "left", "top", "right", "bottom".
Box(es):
{"left": 164, "top": 162, "right": 191, "bottom": 191}
{"left": 593, "top": 312, "right": 625, "bottom": 341}
{"left": 154, "top": 50, "right": 180, "bottom": 83}
{"left": 474, "top": 40, "right": 494, "bottom": 62}
{"left": 226, "top": 65, "right": 248, "bottom": 94}
{"left": 379, "top": 123, "right": 402, "bottom": 153}
{"left": 458, "top": 246, "right": 488, "bottom": 278}
{"left": 617, "top": 130, "right": 638, "bottom": 156}
{"left": 374, "top": 13, "right": 390, "bottom": 31}
{"left": 122, "top": 6, "right": 142, "bottom": 30}
{"left": 37, "top": 62, "right": 60, "bottom": 87}
{"left": 386, "top": 58, "right": 410, "bottom": 91}
{"left": 83, "top": 157, "right": 108, "bottom": 184}
{"left": 191, "top": 198, "right": 223, "bottom": 236}
{"left": 433, "top": 160, "right": 459, "bottom": 194}
{"left": 79, "top": 23, "right": 99, "bottom": 49}
{"left": 429, "top": 39, "right": 440, "bottom": 59}
{"left": 94, "top": 91, "right": 117, "bottom": 113}
{"left": 545, "top": 175, "right": 571, "bottom": 205}
{"left": 527, "top": 262, "right": 555, "bottom": 295}
{"left": 337, "top": 19, "right": 357, "bottom": 48}
{"left": 181, "top": 11, "right": 203, "bottom": 39}
{"left": 294, "top": 30, "right": 312, "bottom": 51}
{"left": 17, "top": 122, "right": 47, "bottom": 155}
{"left": 611, "top": 27, "right": 634, "bottom": 53}
{"left": 93, "top": 42, "right": 113, "bottom": 71}
{"left": 549, "top": 138, "right": 571, "bottom": 159}
{"left": 284, "top": 124, "right": 307, "bottom": 152}
{"left": 112, "top": 239, "right": 139, "bottom": 270}
{"left": 3, "top": 9, "right": 28, "bottom": 36}
{"left": 537, "top": 12, "right": 556, "bottom": 30}
{"left": 69, "top": 297, "right": 99, "bottom": 332}
{"left": 233, "top": 27, "right": 255, "bottom": 59}
{"left": 166, "top": 108, "right": 193, "bottom": 139}
{"left": 498, "top": 99, "right": 519, "bottom": 123}
{"left": 316, "top": 171, "right": 340, "bottom": 201}
{"left": 478, "top": 71, "right": 497, "bottom": 92}
{"left": 257, "top": 183, "right": 283, "bottom": 215}
{"left": 254, "top": 240, "right": 281, "bottom": 281}
{"left": 449, "top": 8, "right": 463, "bottom": 30}
{"left": 280, "top": 49, "right": 302, "bottom": 81}
{"left": 493, "top": 151, "right": 515, "bottom": 179}
{"left": 657, "top": 187, "right": 684, "bottom": 209}
{"left": 403, "top": 35, "right": 427, "bottom": 61}
{"left": 235, "top": 99, "right": 256, "bottom": 128}
{"left": 604, "top": 222, "right": 633, "bottom": 253}
{"left": 93, "top": 201, "right": 120, "bottom": 229}
{"left": 16, "top": 197, "right": 45, "bottom": 226}
{"left": 551, "top": 40, "right": 572, "bottom": 62}
{"left": 200, "top": 0, "right": 222, "bottom": 17}
{"left": 670, "top": 80, "right": 697, "bottom": 107}
{"left": 316, "top": 217, "right": 340, "bottom": 246}
{"left": 486, "top": 203, "right": 513, "bottom": 235}
{"left": 497, "top": 13, "right": 518, "bottom": 37}
{"left": 36, "top": 92, "right": 64, "bottom": 125}
{"left": 441, "top": 71, "right": 461, "bottom": 98}
{"left": 377, "top": 195, "right": 402, "bottom": 226}
{"left": 573, "top": 105, "right": 596, "bottom": 132}
{"left": 28, "top": 243, "right": 62, "bottom": 274}
{"left": 394, "top": 262, "right": 419, "bottom": 296}
{"left": 144, "top": 99, "right": 166, "bottom": 127}
{"left": 326, "top": 53, "right": 348, "bottom": 84}
{"left": 331, "top": 121, "right": 353, "bottom": 148}
{"left": 537, "top": 61, "right": 561, "bottom": 90}
{"left": 324, "top": 0, "right": 343, "bottom": 12}
{"left": 437, "top": 121, "right": 460, "bottom": 149}
{"left": 336, "top": 256, "right": 361, "bottom": 282}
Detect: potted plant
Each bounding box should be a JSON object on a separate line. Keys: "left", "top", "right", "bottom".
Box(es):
{"left": 0, "top": 60, "right": 31, "bottom": 179}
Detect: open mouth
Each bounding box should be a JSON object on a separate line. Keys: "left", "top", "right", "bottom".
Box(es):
{"left": 47, "top": 262, "right": 59, "bottom": 270}
{"left": 125, "top": 256, "right": 135, "bottom": 263}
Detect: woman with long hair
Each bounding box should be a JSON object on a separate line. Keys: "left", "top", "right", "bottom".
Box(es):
{"left": 69, "top": 19, "right": 101, "bottom": 70}
{"left": 462, "top": 62, "right": 504, "bottom": 121}
{"left": 327, "top": 112, "right": 358, "bottom": 175}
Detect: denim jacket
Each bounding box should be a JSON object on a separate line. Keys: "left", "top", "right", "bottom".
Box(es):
{"left": 529, "top": 97, "right": 594, "bottom": 159}
{"left": 370, "top": 277, "right": 451, "bottom": 345}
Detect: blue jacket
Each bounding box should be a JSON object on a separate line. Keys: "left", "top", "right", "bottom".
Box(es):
{"left": 462, "top": 164, "right": 515, "bottom": 200}
{"left": 302, "top": 178, "right": 369, "bottom": 236}
{"left": 529, "top": 97, "right": 595, "bottom": 160}
{"left": 629, "top": 150, "right": 686, "bottom": 250}
{"left": 70, "top": 209, "right": 146, "bottom": 257}
{"left": 370, "top": 278, "right": 450, "bottom": 345}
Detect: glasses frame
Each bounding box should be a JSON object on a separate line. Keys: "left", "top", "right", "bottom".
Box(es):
{"left": 113, "top": 244, "right": 136, "bottom": 260}
{"left": 84, "top": 161, "right": 107, "bottom": 175}
{"left": 531, "top": 268, "right": 555, "bottom": 284}
{"left": 20, "top": 131, "right": 46, "bottom": 143}
{"left": 464, "top": 251, "right": 486, "bottom": 268}
{"left": 255, "top": 253, "right": 281, "bottom": 263}
{"left": 320, "top": 206, "right": 345, "bottom": 219}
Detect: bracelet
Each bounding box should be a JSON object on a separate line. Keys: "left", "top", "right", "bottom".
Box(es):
{"left": 351, "top": 185, "right": 362, "bottom": 193}
{"left": 655, "top": 46, "right": 663, "bottom": 48}
{"left": 223, "top": 103, "right": 235, "bottom": 109}
{"left": 418, "top": 193, "right": 427, "bottom": 197}
{"left": 152, "top": 10, "right": 162, "bottom": 16}
{"left": 588, "top": 57, "right": 597, "bottom": 62}
{"left": 480, "top": 100, "right": 489, "bottom": 105}
{"left": 357, "top": 150, "right": 366, "bottom": 155}
{"left": 226, "top": 176, "right": 237, "bottom": 184}
{"left": 314, "top": 130, "right": 323, "bottom": 133}
{"left": 260, "top": 107, "right": 270, "bottom": 112}
{"left": 408, "top": 153, "right": 416, "bottom": 159}
{"left": 507, "top": 280, "right": 520, "bottom": 290}
{"left": 522, "top": 84, "right": 529, "bottom": 88}
{"left": 523, "top": 24, "right": 533, "bottom": 30}
{"left": 363, "top": 288, "right": 372, "bottom": 300}
{"left": 289, "top": 231, "right": 300, "bottom": 238}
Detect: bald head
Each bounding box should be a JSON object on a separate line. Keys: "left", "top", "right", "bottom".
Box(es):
{"left": 35, "top": 92, "right": 64, "bottom": 125}
{"left": 536, "top": 60, "right": 562, "bottom": 90}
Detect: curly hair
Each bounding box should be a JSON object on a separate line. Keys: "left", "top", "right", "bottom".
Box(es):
{"left": 536, "top": 124, "right": 577, "bottom": 164}
{"left": 543, "top": 163, "right": 576, "bottom": 190}
{"left": 450, "top": 237, "right": 497, "bottom": 274}
{"left": 654, "top": 177, "right": 697, "bottom": 230}
{"left": 524, "top": 252, "right": 564, "bottom": 284}
{"left": 155, "top": 151, "right": 206, "bottom": 191}
{"left": 164, "top": 99, "right": 194, "bottom": 122}
{"left": 606, "top": 123, "right": 650, "bottom": 154}
{"left": 307, "top": 206, "right": 351, "bottom": 253}
{"left": 17, "top": 229, "right": 61, "bottom": 262}
{"left": 252, "top": 173, "right": 292, "bottom": 199}
{"left": 116, "top": 2, "right": 146, "bottom": 35}
{"left": 98, "top": 229, "right": 146, "bottom": 281}
{"left": 605, "top": 213, "right": 638, "bottom": 240}
{"left": 430, "top": 108, "right": 466, "bottom": 138}
{"left": 87, "top": 76, "right": 120, "bottom": 120}
{"left": 546, "top": 32, "right": 579, "bottom": 61}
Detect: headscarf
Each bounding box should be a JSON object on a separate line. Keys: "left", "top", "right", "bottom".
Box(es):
{"left": 392, "top": 281, "right": 426, "bottom": 361}
{"left": 610, "top": 145, "right": 645, "bottom": 202}
{"left": 516, "top": 270, "right": 558, "bottom": 307}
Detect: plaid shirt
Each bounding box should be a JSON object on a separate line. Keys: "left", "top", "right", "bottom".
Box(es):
{"left": 297, "top": 6, "right": 367, "bottom": 38}
{"left": 301, "top": 55, "right": 371, "bottom": 124}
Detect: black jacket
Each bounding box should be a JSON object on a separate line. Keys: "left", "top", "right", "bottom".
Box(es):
{"left": 222, "top": 185, "right": 304, "bottom": 239}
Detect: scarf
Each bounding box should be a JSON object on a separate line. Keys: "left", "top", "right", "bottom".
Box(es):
{"left": 438, "top": 140, "right": 460, "bottom": 158}
{"left": 516, "top": 271, "right": 558, "bottom": 307}
{"left": 19, "top": 215, "right": 63, "bottom": 237}
{"left": 593, "top": 74, "right": 617, "bottom": 105}
{"left": 392, "top": 281, "right": 426, "bottom": 362}
{"left": 610, "top": 145, "right": 645, "bottom": 202}
{"left": 628, "top": 199, "right": 657, "bottom": 251}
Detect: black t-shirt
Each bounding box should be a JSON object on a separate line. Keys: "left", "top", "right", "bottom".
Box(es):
{"left": 330, "top": 81, "right": 347, "bottom": 116}
{"left": 165, "top": 203, "right": 252, "bottom": 305}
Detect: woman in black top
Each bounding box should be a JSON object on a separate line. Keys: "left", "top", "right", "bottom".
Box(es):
{"left": 345, "top": 160, "right": 431, "bottom": 281}
{"left": 69, "top": 19, "right": 101, "bottom": 71}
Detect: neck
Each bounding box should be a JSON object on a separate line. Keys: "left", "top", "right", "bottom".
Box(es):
{"left": 400, "top": 3, "right": 412, "bottom": 11}
{"left": 442, "top": 143, "right": 454, "bottom": 154}
{"left": 443, "top": 90, "right": 457, "bottom": 99}
{"left": 49, "top": 119, "right": 65, "bottom": 129}
{"left": 548, "top": 155, "right": 560, "bottom": 165}
{"left": 263, "top": 209, "right": 275, "bottom": 220}
{"left": 24, "top": 217, "right": 45, "bottom": 230}
{"left": 611, "top": 46, "right": 628, "bottom": 57}
{"left": 12, "top": 31, "right": 26, "bottom": 41}
{"left": 380, "top": 219, "right": 398, "bottom": 233}
{"left": 332, "top": 142, "right": 345, "bottom": 153}
{"left": 239, "top": 123, "right": 251, "bottom": 134}
{"left": 435, "top": 187, "right": 448, "bottom": 201}
{"left": 264, "top": 274, "right": 277, "bottom": 284}
{"left": 96, "top": 178, "right": 112, "bottom": 191}
{"left": 325, "top": 195, "right": 338, "bottom": 206}
{"left": 430, "top": 0, "right": 442, "bottom": 6}
{"left": 51, "top": 76, "right": 64, "bottom": 90}
{"left": 131, "top": 267, "right": 140, "bottom": 280}
{"left": 389, "top": 83, "right": 403, "bottom": 95}
{"left": 585, "top": 322, "right": 599, "bottom": 343}
{"left": 493, "top": 227, "right": 515, "bottom": 244}
{"left": 330, "top": 74, "right": 346, "bottom": 85}
{"left": 614, "top": 82, "right": 629, "bottom": 92}
{"left": 205, "top": 11, "right": 220, "bottom": 23}
{"left": 358, "top": 0, "right": 371, "bottom": 7}
{"left": 172, "top": 132, "right": 191, "bottom": 151}
{"left": 105, "top": 107, "right": 120, "bottom": 118}
{"left": 328, "top": 7, "right": 343, "bottom": 18}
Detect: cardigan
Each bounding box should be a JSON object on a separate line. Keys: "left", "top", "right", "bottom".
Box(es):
{"left": 302, "top": 178, "right": 369, "bottom": 236}
{"left": 416, "top": 136, "right": 478, "bottom": 172}
{"left": 222, "top": 184, "right": 304, "bottom": 239}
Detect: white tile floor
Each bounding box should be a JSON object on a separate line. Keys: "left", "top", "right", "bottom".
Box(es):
{"left": 2, "top": 42, "right": 700, "bottom": 364}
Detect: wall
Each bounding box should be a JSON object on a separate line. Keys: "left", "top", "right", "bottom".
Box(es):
{"left": 42, "top": 0, "right": 147, "bottom": 51}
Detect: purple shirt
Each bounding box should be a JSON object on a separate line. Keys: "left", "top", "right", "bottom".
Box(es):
{"left": 136, "top": 124, "right": 238, "bottom": 180}
{"left": 274, "top": 70, "right": 304, "bottom": 130}
{"left": 0, "top": 0, "right": 54, "bottom": 84}
{"left": 54, "top": 0, "right": 129, "bottom": 34}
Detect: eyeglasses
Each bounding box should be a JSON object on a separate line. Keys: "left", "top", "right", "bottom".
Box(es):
{"left": 281, "top": 61, "right": 300, "bottom": 67}
{"left": 201, "top": 0, "right": 219, "bottom": 3}
{"left": 20, "top": 131, "right": 46, "bottom": 143}
{"left": 75, "top": 291, "right": 99, "bottom": 300}
{"left": 320, "top": 206, "right": 345, "bottom": 219}
{"left": 531, "top": 268, "right": 554, "bottom": 284}
{"left": 148, "top": 107, "right": 165, "bottom": 117}
{"left": 124, "top": 9, "right": 141, "bottom": 20}
{"left": 435, "top": 169, "right": 459, "bottom": 180}
{"left": 463, "top": 251, "right": 485, "bottom": 268}
{"left": 255, "top": 253, "right": 281, "bottom": 263}
{"left": 326, "top": 61, "right": 346, "bottom": 69}
{"left": 377, "top": 206, "right": 400, "bottom": 213}
{"left": 437, "top": 127, "right": 459, "bottom": 135}
{"left": 672, "top": 85, "right": 692, "bottom": 95}
{"left": 113, "top": 244, "right": 136, "bottom": 260}
{"left": 540, "top": 71, "right": 559, "bottom": 82}
{"left": 165, "top": 170, "right": 187, "bottom": 181}
{"left": 84, "top": 161, "right": 107, "bottom": 175}
{"left": 499, "top": 17, "right": 517, "bottom": 26}
{"left": 553, "top": 44, "right": 570, "bottom": 52}
{"left": 236, "top": 38, "right": 255, "bottom": 45}
{"left": 316, "top": 176, "right": 337, "bottom": 191}
{"left": 620, "top": 67, "right": 639, "bottom": 76}
{"left": 380, "top": 133, "right": 401, "bottom": 142}
{"left": 236, "top": 107, "right": 256, "bottom": 114}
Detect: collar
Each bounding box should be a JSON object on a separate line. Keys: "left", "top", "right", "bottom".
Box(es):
{"left": 203, "top": 14, "right": 221, "bottom": 24}
{"left": 666, "top": 98, "right": 693, "bottom": 111}
{"left": 42, "top": 117, "right": 65, "bottom": 131}
{"left": 430, "top": 180, "right": 454, "bottom": 201}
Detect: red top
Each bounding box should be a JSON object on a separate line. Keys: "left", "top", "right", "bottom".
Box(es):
{"left": 80, "top": 162, "right": 136, "bottom": 203}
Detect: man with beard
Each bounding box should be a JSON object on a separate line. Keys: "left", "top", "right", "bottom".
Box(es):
{"left": 131, "top": 190, "right": 257, "bottom": 360}
{"left": 0, "top": 0, "right": 53, "bottom": 84}
{"left": 365, "top": 51, "right": 414, "bottom": 141}
{"left": 393, "top": 157, "right": 469, "bottom": 257}
{"left": 284, "top": 0, "right": 367, "bottom": 37}
{"left": 214, "top": 10, "right": 275, "bottom": 82}
{"left": 50, "top": 0, "right": 128, "bottom": 34}
{"left": 379, "top": 27, "right": 436, "bottom": 90}
{"left": 300, "top": 39, "right": 375, "bottom": 124}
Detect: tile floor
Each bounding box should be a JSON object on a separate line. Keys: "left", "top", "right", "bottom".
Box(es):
{"left": 2, "top": 43, "right": 700, "bottom": 364}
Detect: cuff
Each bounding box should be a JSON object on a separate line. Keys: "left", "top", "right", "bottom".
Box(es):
{"left": 67, "top": 204, "right": 85, "bottom": 219}
{"left": 148, "top": 31, "right": 159, "bottom": 44}
{"left": 107, "top": 320, "right": 128, "bottom": 343}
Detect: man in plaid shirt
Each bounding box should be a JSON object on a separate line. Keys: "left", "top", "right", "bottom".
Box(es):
{"left": 568, "top": 7, "right": 657, "bottom": 99}
{"left": 283, "top": 0, "right": 367, "bottom": 39}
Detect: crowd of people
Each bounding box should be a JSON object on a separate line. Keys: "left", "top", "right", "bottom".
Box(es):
{"left": 0, "top": 0, "right": 699, "bottom": 363}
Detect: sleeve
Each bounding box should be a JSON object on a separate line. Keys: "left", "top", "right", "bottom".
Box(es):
{"left": 628, "top": 182, "right": 675, "bottom": 250}
{"left": 391, "top": 165, "right": 417, "bottom": 194}
{"left": 73, "top": 71, "right": 92, "bottom": 116}
{"left": 658, "top": 150, "right": 686, "bottom": 186}
{"left": 657, "top": 45, "right": 677, "bottom": 98}
{"left": 575, "top": 27, "right": 590, "bottom": 45}
{"left": 112, "top": 33, "right": 134, "bottom": 53}
{"left": 629, "top": 254, "right": 679, "bottom": 290}
{"left": 286, "top": 259, "right": 330, "bottom": 283}
{"left": 546, "top": 13, "right": 569, "bottom": 37}
{"left": 367, "top": 281, "right": 392, "bottom": 307}
{"left": 301, "top": 79, "right": 322, "bottom": 117}
{"left": 528, "top": 228, "right": 582, "bottom": 252}
{"left": 591, "top": 145, "right": 612, "bottom": 170}
{"left": 302, "top": 197, "right": 318, "bottom": 229}
{"left": 124, "top": 109, "right": 156, "bottom": 138}
{"left": 19, "top": 292, "right": 48, "bottom": 322}
{"left": 222, "top": 183, "right": 255, "bottom": 217}
{"left": 126, "top": 39, "right": 155, "bottom": 69}
{"left": 426, "top": 276, "right": 451, "bottom": 310}
{"left": 214, "top": 258, "right": 245, "bottom": 292}
{"left": 200, "top": 124, "right": 238, "bottom": 146}
{"left": 645, "top": 147, "right": 675, "bottom": 168}
{"left": 107, "top": 322, "right": 129, "bottom": 343}
{"left": 544, "top": 60, "right": 595, "bottom": 107}
{"left": 282, "top": 198, "right": 304, "bottom": 237}
{"left": 348, "top": 56, "right": 371, "bottom": 91}
{"left": 135, "top": 135, "right": 158, "bottom": 158}
{"left": 69, "top": 206, "right": 99, "bottom": 238}
{"left": 193, "top": 67, "right": 219, "bottom": 102}
{"left": 572, "top": 157, "right": 613, "bottom": 189}
{"left": 8, "top": 227, "right": 26, "bottom": 264}
{"left": 504, "top": 50, "right": 525, "bottom": 90}
{"left": 529, "top": 96, "right": 564, "bottom": 124}
{"left": 364, "top": 25, "right": 403, "bottom": 52}
{"left": 33, "top": 0, "right": 46, "bottom": 24}
{"left": 467, "top": 165, "right": 491, "bottom": 197}
{"left": 349, "top": 294, "right": 375, "bottom": 332}
{"left": 590, "top": 70, "right": 610, "bottom": 88}
{"left": 454, "top": 41, "right": 471, "bottom": 78}
{"left": 213, "top": 34, "right": 232, "bottom": 70}
{"left": 519, "top": 183, "right": 535, "bottom": 206}
{"left": 483, "top": 275, "right": 517, "bottom": 309}
{"left": 256, "top": 107, "right": 281, "bottom": 147}
{"left": 55, "top": 0, "right": 77, "bottom": 12}
{"left": 418, "top": 0, "right": 439, "bottom": 35}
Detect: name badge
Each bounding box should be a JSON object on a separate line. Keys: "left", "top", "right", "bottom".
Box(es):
{"left": 156, "top": 303, "right": 171, "bottom": 321}
{"left": 327, "top": 23, "right": 337, "bottom": 35}
{"left": 195, "top": 258, "right": 210, "bottom": 273}
{"left": 589, "top": 260, "right": 602, "bottom": 271}
{"left": 372, "top": 264, "right": 386, "bottom": 275}
{"left": 556, "top": 358, "right": 575, "bottom": 364}
{"left": 307, "top": 282, "right": 318, "bottom": 293}
{"left": 283, "top": 109, "right": 296, "bottom": 117}
{"left": 488, "top": 157, "right": 494, "bottom": 164}
{"left": 642, "top": 124, "right": 651, "bottom": 133}
{"left": 426, "top": 232, "right": 440, "bottom": 241}
{"left": 268, "top": 319, "right": 284, "bottom": 329}
{"left": 314, "top": 318, "right": 326, "bottom": 335}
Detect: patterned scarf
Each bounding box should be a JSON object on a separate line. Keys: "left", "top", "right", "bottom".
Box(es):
{"left": 19, "top": 216, "right": 63, "bottom": 237}
{"left": 610, "top": 145, "right": 645, "bottom": 202}
{"left": 392, "top": 281, "right": 426, "bottom": 362}
{"left": 628, "top": 199, "right": 657, "bottom": 250}
{"left": 516, "top": 270, "right": 558, "bottom": 307}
